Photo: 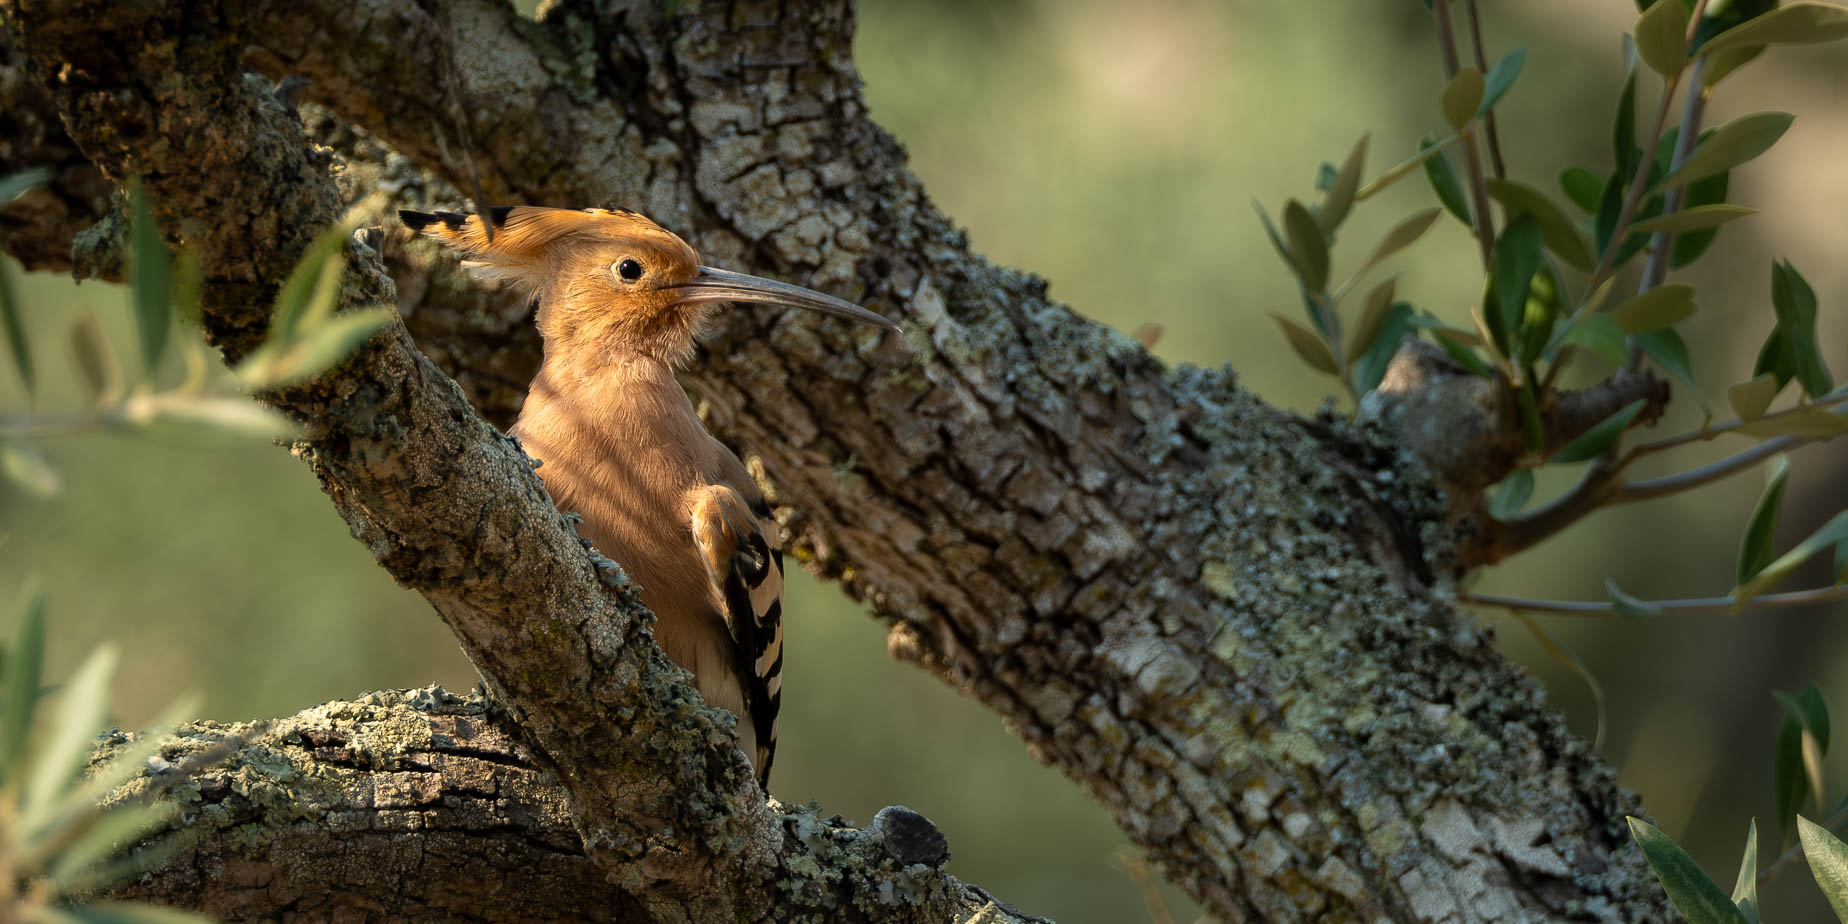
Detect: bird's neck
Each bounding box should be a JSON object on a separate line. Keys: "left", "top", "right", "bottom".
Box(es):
{"left": 513, "top": 352, "right": 716, "bottom": 482}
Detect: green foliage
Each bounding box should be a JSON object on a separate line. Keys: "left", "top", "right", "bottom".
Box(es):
{"left": 1630, "top": 817, "right": 1752, "bottom": 923}
{"left": 1736, "top": 455, "right": 1789, "bottom": 585}
{"left": 0, "top": 590, "right": 212, "bottom": 922}
{"left": 0, "top": 181, "right": 403, "bottom": 499}
{"left": 1608, "top": 284, "right": 1697, "bottom": 333}
{"left": 234, "top": 203, "right": 395, "bottom": 389}
{"left": 0, "top": 169, "right": 51, "bottom": 398}
{"left": 1420, "top": 136, "right": 1471, "bottom": 226}
{"left": 1476, "top": 48, "right": 1526, "bottom": 117}
{"left": 1551, "top": 399, "right": 1648, "bottom": 463}
{"left": 1605, "top": 578, "right": 1664, "bottom": 619}
{"left": 1733, "top": 819, "right": 1760, "bottom": 923}
{"left": 1773, "top": 685, "right": 1831, "bottom": 840}
{"left": 1654, "top": 112, "right": 1794, "bottom": 192}
{"left": 1798, "top": 816, "right": 1848, "bottom": 922}
{"left": 125, "top": 180, "right": 172, "bottom": 376}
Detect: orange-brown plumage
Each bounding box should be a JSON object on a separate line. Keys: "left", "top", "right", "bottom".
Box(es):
{"left": 402, "top": 206, "right": 896, "bottom": 788}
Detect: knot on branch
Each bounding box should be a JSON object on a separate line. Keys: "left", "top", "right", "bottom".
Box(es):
{"left": 1361, "top": 340, "right": 1669, "bottom": 520}
{"left": 866, "top": 805, "right": 951, "bottom": 869}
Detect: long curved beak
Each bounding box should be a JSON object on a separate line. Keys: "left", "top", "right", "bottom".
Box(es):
{"left": 667, "top": 266, "right": 900, "bottom": 332}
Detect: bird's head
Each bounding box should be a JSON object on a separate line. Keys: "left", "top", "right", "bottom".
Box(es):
{"left": 401, "top": 206, "right": 896, "bottom": 367}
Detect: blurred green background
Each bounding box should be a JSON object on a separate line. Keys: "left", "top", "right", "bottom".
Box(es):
{"left": 4, "top": 1, "right": 1848, "bottom": 920}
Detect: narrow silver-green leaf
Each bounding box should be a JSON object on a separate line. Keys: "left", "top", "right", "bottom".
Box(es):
{"left": 1607, "top": 578, "right": 1664, "bottom": 619}
{"left": 46, "top": 801, "right": 180, "bottom": 891}
{"left": 22, "top": 645, "right": 118, "bottom": 828}
{"left": 1321, "top": 134, "right": 1367, "bottom": 234}
{"left": 1738, "top": 512, "right": 1848, "bottom": 602}
{"left": 1476, "top": 48, "right": 1527, "bottom": 116}
{"left": 1558, "top": 166, "right": 1605, "bottom": 213}
{"left": 1361, "top": 208, "right": 1443, "bottom": 278}
{"left": 69, "top": 313, "right": 119, "bottom": 407}
{"left": 170, "top": 246, "right": 202, "bottom": 325}
{"left": 1253, "top": 199, "right": 1293, "bottom": 268}
{"left": 1352, "top": 303, "right": 1415, "bottom": 396}
{"left": 126, "top": 179, "right": 172, "bottom": 376}
{"left": 0, "top": 167, "right": 53, "bottom": 206}
{"left": 1737, "top": 455, "right": 1790, "bottom": 585}
{"left": 142, "top": 396, "right": 298, "bottom": 440}
{"left": 55, "top": 903, "right": 215, "bottom": 924}
{"left": 1704, "top": 42, "right": 1766, "bottom": 87}
{"left": 1734, "top": 407, "right": 1848, "bottom": 440}
{"left": 1282, "top": 199, "right": 1329, "bottom": 292}
{"left": 1636, "top": 0, "right": 1692, "bottom": 75}
{"left": 1352, "top": 273, "right": 1389, "bottom": 360}
{"left": 1733, "top": 819, "right": 1760, "bottom": 923}
{"left": 1629, "top": 817, "right": 1751, "bottom": 924}
{"left": 270, "top": 218, "right": 360, "bottom": 343}
{"left": 1727, "top": 374, "right": 1780, "bottom": 421}
{"left": 1357, "top": 136, "right": 1459, "bottom": 201}
{"left": 1636, "top": 328, "right": 1710, "bottom": 414}
{"left": 1485, "top": 179, "right": 1595, "bottom": 271}
{"left": 1771, "top": 259, "right": 1832, "bottom": 399}
{"left": 1656, "top": 112, "right": 1795, "bottom": 192}
{"left": 1, "top": 441, "right": 63, "bottom": 498}
{"left": 1421, "top": 136, "right": 1472, "bottom": 226}
{"left": 1801, "top": 815, "right": 1848, "bottom": 922}
{"left": 1609, "top": 284, "right": 1697, "bottom": 333}
{"left": 1488, "top": 468, "right": 1535, "bottom": 519}
{"left": 1441, "top": 67, "right": 1485, "bottom": 130}
{"left": 2, "top": 585, "right": 47, "bottom": 779}
{"left": 1672, "top": 171, "right": 1733, "bottom": 268}
{"left": 1701, "top": 2, "right": 1848, "bottom": 56}
{"left": 1552, "top": 398, "right": 1648, "bottom": 463}
{"left": 1614, "top": 45, "right": 1641, "bottom": 178}
{"left": 1348, "top": 277, "right": 1398, "bottom": 364}
{"left": 1566, "top": 315, "right": 1630, "bottom": 367}
{"left": 0, "top": 256, "right": 31, "bottom": 396}
{"left": 1628, "top": 204, "right": 1756, "bottom": 234}
{"left": 240, "top": 308, "right": 393, "bottom": 389}
{"left": 1489, "top": 217, "right": 1544, "bottom": 357}
{"left": 1269, "top": 313, "right": 1339, "bottom": 376}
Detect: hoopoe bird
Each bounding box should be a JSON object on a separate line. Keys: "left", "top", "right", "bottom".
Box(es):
{"left": 400, "top": 206, "right": 897, "bottom": 788}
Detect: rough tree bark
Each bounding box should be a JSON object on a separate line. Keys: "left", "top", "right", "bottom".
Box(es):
{"left": 0, "top": 0, "right": 1676, "bottom": 921}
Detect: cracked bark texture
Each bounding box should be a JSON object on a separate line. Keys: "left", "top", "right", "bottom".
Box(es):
{"left": 0, "top": 0, "right": 1676, "bottom": 921}
{"left": 103, "top": 687, "right": 980, "bottom": 923}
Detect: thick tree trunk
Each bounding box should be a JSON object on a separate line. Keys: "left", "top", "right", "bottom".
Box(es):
{"left": 0, "top": 0, "right": 1671, "bottom": 921}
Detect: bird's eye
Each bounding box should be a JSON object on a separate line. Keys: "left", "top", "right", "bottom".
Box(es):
{"left": 615, "top": 259, "right": 644, "bottom": 282}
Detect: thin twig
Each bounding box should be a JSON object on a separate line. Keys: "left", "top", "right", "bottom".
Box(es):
{"left": 1431, "top": 0, "right": 1497, "bottom": 270}
{"left": 1495, "top": 393, "right": 1848, "bottom": 556}
{"left": 1635, "top": 63, "right": 1707, "bottom": 296}
{"left": 1464, "top": 584, "right": 1848, "bottom": 617}
{"left": 1623, "top": 388, "right": 1848, "bottom": 460}
{"left": 1629, "top": 50, "right": 1710, "bottom": 372}
{"left": 1462, "top": 0, "right": 1507, "bottom": 180}
{"left": 1614, "top": 434, "right": 1798, "bottom": 502}
{"left": 1586, "top": 75, "right": 1680, "bottom": 294}
{"left": 1761, "top": 802, "right": 1848, "bottom": 885}
{"left": 1540, "top": 73, "right": 1681, "bottom": 383}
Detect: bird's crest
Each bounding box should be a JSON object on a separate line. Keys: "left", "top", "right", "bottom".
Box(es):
{"left": 400, "top": 206, "right": 693, "bottom": 293}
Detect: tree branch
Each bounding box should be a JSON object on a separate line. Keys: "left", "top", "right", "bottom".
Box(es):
{"left": 1, "top": 0, "right": 1679, "bottom": 918}
{"left": 4, "top": 2, "right": 1034, "bottom": 921}
{"left": 104, "top": 688, "right": 1018, "bottom": 923}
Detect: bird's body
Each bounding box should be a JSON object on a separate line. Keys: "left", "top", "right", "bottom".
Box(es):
{"left": 514, "top": 356, "right": 783, "bottom": 773}
{"left": 400, "top": 206, "right": 895, "bottom": 788}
